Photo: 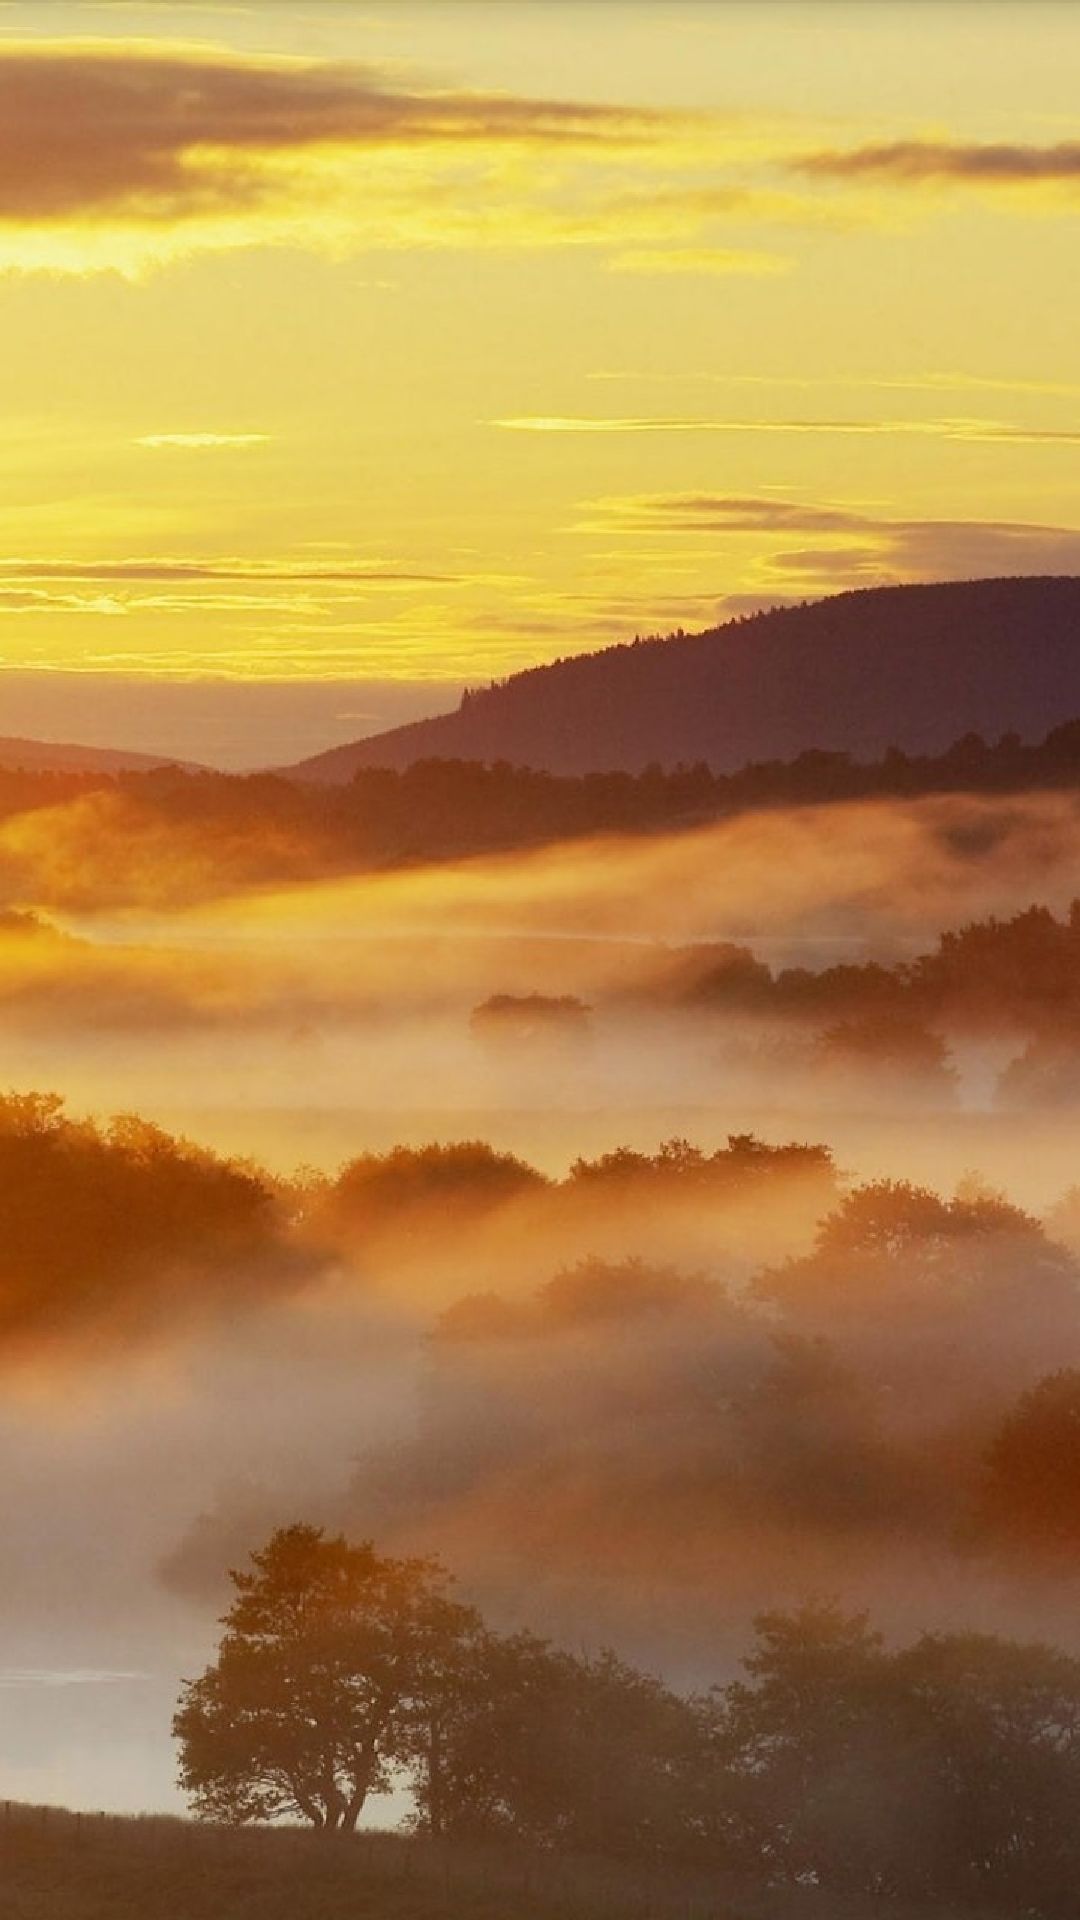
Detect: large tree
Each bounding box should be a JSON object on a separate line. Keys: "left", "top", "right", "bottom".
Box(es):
{"left": 173, "top": 1524, "right": 479, "bottom": 1832}
{"left": 712, "top": 1603, "right": 1080, "bottom": 1910}
{"left": 408, "top": 1626, "right": 702, "bottom": 1859}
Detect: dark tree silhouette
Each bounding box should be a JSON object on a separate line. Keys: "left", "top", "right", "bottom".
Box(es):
{"left": 756, "top": 1178, "right": 1071, "bottom": 1326}
{"left": 711, "top": 1603, "right": 1080, "bottom": 1909}
{"left": 324, "top": 1141, "right": 547, "bottom": 1245}
{"left": 409, "top": 1628, "right": 701, "bottom": 1857}
{"left": 173, "top": 1525, "right": 479, "bottom": 1832}
{"left": 813, "top": 1012, "right": 958, "bottom": 1100}
{"left": 470, "top": 992, "right": 592, "bottom": 1048}
{"left": 977, "top": 1369, "right": 1080, "bottom": 1560}
{"left": 0, "top": 1091, "right": 300, "bottom": 1355}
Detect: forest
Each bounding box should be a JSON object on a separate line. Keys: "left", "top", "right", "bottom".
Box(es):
{"left": 4, "top": 1079, "right": 1075, "bottom": 1910}
{"left": 6, "top": 740, "right": 1080, "bottom": 1908}
{"left": 5, "top": 1083, "right": 1080, "bottom": 1920}
{"left": 3, "top": 716, "right": 1080, "bottom": 901}
{"left": 169, "top": 1523, "right": 1080, "bottom": 1916}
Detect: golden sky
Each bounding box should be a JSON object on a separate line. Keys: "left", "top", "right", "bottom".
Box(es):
{"left": 2, "top": 0, "right": 1080, "bottom": 761}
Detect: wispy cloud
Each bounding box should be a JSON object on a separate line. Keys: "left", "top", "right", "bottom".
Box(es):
{"left": 794, "top": 137, "right": 1080, "bottom": 186}
{"left": 0, "top": 40, "right": 671, "bottom": 230}
{"left": 606, "top": 246, "right": 790, "bottom": 277}
{"left": 134, "top": 432, "right": 271, "bottom": 450}
{"left": 593, "top": 495, "right": 888, "bottom": 534}
{"left": 0, "top": 588, "right": 125, "bottom": 615}
{"left": 0, "top": 557, "right": 453, "bottom": 585}
{"left": 588, "top": 369, "right": 1080, "bottom": 400}
{"left": 587, "top": 490, "right": 1080, "bottom": 592}
{"left": 599, "top": 181, "right": 878, "bottom": 233}
{"left": 0, "top": 41, "right": 842, "bottom": 274}
{"left": 493, "top": 415, "right": 1080, "bottom": 446}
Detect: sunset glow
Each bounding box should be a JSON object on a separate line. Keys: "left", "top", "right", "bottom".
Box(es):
{"left": 0, "top": 1, "right": 1076, "bottom": 760}
{"left": 9, "top": 7, "right": 1080, "bottom": 1882}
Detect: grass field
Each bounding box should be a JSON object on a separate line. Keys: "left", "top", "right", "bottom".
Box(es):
{"left": 0, "top": 1804, "right": 994, "bottom": 1920}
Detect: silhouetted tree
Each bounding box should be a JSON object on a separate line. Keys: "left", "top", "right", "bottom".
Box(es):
{"left": 711, "top": 1603, "right": 1080, "bottom": 1910}
{"left": 976, "top": 1369, "right": 1080, "bottom": 1561}
{"left": 756, "top": 1179, "right": 1073, "bottom": 1328}
{"left": 0, "top": 1090, "right": 299, "bottom": 1355}
{"left": 813, "top": 1012, "right": 958, "bottom": 1101}
{"left": 997, "top": 1024, "right": 1080, "bottom": 1108}
{"left": 887, "top": 1631, "right": 1080, "bottom": 1910}
{"left": 323, "top": 1141, "right": 547, "bottom": 1245}
{"left": 411, "top": 1628, "right": 702, "bottom": 1858}
{"left": 713, "top": 1601, "right": 894, "bottom": 1885}
{"left": 173, "top": 1525, "right": 479, "bottom": 1832}
{"left": 470, "top": 993, "right": 592, "bottom": 1047}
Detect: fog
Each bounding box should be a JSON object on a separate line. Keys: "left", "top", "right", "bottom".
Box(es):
{"left": 4, "top": 788, "right": 1080, "bottom": 1813}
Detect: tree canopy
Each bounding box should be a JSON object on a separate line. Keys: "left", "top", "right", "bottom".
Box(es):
{"left": 175, "top": 1533, "right": 1080, "bottom": 1915}
{"left": 174, "top": 1526, "right": 478, "bottom": 1832}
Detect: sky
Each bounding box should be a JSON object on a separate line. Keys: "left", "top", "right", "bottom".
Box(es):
{"left": 2, "top": 0, "right": 1080, "bottom": 764}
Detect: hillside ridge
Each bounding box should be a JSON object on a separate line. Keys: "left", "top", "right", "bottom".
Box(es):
{"left": 284, "top": 576, "right": 1080, "bottom": 781}
{"left": 0, "top": 735, "right": 198, "bottom": 774}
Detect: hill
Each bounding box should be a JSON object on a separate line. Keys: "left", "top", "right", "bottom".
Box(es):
{"left": 0, "top": 1805, "right": 992, "bottom": 1920}
{"left": 0, "top": 735, "right": 196, "bottom": 774}
{"left": 285, "top": 577, "right": 1080, "bottom": 780}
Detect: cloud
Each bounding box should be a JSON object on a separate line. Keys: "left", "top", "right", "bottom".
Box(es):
{"left": 606, "top": 246, "right": 791, "bottom": 277}
{"left": 0, "top": 40, "right": 670, "bottom": 230}
{"left": 794, "top": 138, "right": 1080, "bottom": 187}
{"left": 588, "top": 369, "right": 1080, "bottom": 400}
{"left": 0, "top": 555, "right": 468, "bottom": 638}
{"left": 495, "top": 416, "right": 1080, "bottom": 445}
{"left": 0, "top": 556, "right": 452, "bottom": 585}
{"left": 587, "top": 491, "right": 1080, "bottom": 592}
{"left": 134, "top": 432, "right": 270, "bottom": 449}
{"left": 599, "top": 181, "right": 877, "bottom": 233}
{"left": 596, "top": 495, "right": 885, "bottom": 534}
{"left": 0, "top": 588, "right": 125, "bottom": 615}
{"left": 0, "top": 42, "right": 860, "bottom": 274}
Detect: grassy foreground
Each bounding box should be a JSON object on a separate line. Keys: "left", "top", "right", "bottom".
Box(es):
{"left": 0, "top": 1804, "right": 990, "bottom": 1920}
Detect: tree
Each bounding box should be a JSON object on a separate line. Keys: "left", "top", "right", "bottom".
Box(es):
{"left": 469, "top": 993, "right": 592, "bottom": 1049}
{"left": 712, "top": 1601, "right": 902, "bottom": 1888}
{"left": 173, "top": 1525, "right": 479, "bottom": 1832}
{"left": 0, "top": 1091, "right": 299, "bottom": 1358}
{"left": 409, "top": 1627, "right": 702, "bottom": 1859}
{"left": 812, "top": 1012, "right": 958, "bottom": 1102}
{"left": 324, "top": 1141, "right": 546, "bottom": 1246}
{"left": 887, "top": 1631, "right": 1080, "bottom": 1910}
{"left": 711, "top": 1603, "right": 1080, "bottom": 1911}
{"left": 976, "top": 1369, "right": 1080, "bottom": 1560}
{"left": 755, "top": 1178, "right": 1075, "bottom": 1329}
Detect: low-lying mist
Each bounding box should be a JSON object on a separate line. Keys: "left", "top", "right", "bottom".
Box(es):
{"left": 4, "top": 784, "right": 1080, "bottom": 1815}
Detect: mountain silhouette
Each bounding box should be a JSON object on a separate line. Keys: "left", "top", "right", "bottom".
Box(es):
{"left": 285, "top": 577, "right": 1080, "bottom": 780}
{"left": 0, "top": 736, "right": 198, "bottom": 774}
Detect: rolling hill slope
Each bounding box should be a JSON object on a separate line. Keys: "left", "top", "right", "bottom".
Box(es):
{"left": 0, "top": 735, "right": 197, "bottom": 774}
{"left": 286, "top": 577, "right": 1080, "bottom": 780}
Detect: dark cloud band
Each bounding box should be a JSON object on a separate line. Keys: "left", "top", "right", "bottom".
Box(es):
{"left": 795, "top": 139, "right": 1080, "bottom": 184}
{"left": 0, "top": 43, "right": 667, "bottom": 225}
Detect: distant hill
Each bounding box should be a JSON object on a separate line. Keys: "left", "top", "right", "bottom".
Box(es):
{"left": 0, "top": 736, "right": 195, "bottom": 774}
{"left": 285, "top": 577, "right": 1080, "bottom": 780}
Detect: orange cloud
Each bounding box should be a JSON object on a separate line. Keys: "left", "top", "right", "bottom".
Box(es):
{"left": 0, "top": 40, "right": 671, "bottom": 228}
